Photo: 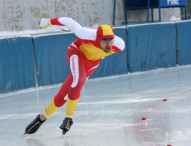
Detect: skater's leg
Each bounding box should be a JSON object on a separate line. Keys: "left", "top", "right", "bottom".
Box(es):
{"left": 44, "top": 74, "right": 73, "bottom": 117}
{"left": 66, "top": 51, "right": 87, "bottom": 118}
{"left": 60, "top": 49, "right": 87, "bottom": 134}
{"left": 25, "top": 74, "right": 72, "bottom": 134}
{"left": 54, "top": 74, "right": 73, "bottom": 107}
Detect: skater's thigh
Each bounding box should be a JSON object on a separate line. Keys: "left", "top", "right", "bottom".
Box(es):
{"left": 67, "top": 48, "right": 87, "bottom": 99}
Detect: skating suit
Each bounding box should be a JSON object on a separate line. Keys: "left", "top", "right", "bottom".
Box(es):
{"left": 44, "top": 17, "right": 125, "bottom": 117}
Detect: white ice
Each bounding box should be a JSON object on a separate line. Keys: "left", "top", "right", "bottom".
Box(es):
{"left": 0, "top": 65, "right": 191, "bottom": 146}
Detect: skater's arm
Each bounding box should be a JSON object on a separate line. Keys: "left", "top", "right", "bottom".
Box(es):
{"left": 40, "top": 17, "right": 96, "bottom": 40}
{"left": 113, "top": 35, "right": 125, "bottom": 52}
{"left": 50, "top": 17, "right": 81, "bottom": 32}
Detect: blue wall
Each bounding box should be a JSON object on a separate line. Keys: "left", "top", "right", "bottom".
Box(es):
{"left": 127, "top": 23, "right": 177, "bottom": 72}
{"left": 32, "top": 33, "right": 76, "bottom": 86}
{"left": 177, "top": 21, "right": 191, "bottom": 65}
{"left": 0, "top": 21, "right": 191, "bottom": 93}
{"left": 0, "top": 37, "right": 36, "bottom": 93}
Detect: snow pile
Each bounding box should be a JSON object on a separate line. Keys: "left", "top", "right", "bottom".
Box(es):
{"left": 0, "top": 26, "right": 71, "bottom": 37}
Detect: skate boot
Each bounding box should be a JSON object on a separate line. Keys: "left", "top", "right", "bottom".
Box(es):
{"left": 59, "top": 117, "right": 73, "bottom": 135}
{"left": 25, "top": 114, "right": 46, "bottom": 134}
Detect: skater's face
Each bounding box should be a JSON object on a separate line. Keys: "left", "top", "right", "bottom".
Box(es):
{"left": 100, "top": 39, "right": 114, "bottom": 53}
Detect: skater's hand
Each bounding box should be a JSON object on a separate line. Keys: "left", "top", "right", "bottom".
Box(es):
{"left": 39, "top": 18, "right": 51, "bottom": 29}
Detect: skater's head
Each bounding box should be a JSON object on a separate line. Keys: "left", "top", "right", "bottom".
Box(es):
{"left": 97, "top": 24, "right": 114, "bottom": 40}
{"left": 97, "top": 24, "right": 114, "bottom": 53}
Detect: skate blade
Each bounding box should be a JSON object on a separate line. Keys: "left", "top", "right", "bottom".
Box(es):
{"left": 62, "top": 132, "right": 66, "bottom": 135}
{"left": 62, "top": 132, "right": 66, "bottom": 138}
{"left": 22, "top": 133, "right": 28, "bottom": 137}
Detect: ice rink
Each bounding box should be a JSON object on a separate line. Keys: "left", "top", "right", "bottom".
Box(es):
{"left": 0, "top": 66, "right": 191, "bottom": 146}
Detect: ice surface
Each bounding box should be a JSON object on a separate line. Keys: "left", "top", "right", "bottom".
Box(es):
{"left": 0, "top": 66, "right": 191, "bottom": 146}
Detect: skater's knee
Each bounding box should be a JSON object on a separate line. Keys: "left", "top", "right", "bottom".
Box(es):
{"left": 54, "top": 94, "right": 66, "bottom": 107}
{"left": 71, "top": 74, "right": 86, "bottom": 89}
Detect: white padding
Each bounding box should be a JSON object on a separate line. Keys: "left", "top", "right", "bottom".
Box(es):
{"left": 70, "top": 55, "right": 79, "bottom": 88}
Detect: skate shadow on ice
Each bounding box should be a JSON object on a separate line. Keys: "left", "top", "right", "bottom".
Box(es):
{"left": 24, "top": 138, "right": 45, "bottom": 146}
{"left": 24, "top": 137, "right": 71, "bottom": 146}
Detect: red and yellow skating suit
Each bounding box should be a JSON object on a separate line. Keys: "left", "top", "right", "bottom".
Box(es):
{"left": 44, "top": 17, "right": 125, "bottom": 118}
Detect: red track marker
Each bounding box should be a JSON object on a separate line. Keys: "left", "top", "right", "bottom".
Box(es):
{"left": 141, "top": 117, "right": 147, "bottom": 123}
{"left": 163, "top": 98, "right": 168, "bottom": 102}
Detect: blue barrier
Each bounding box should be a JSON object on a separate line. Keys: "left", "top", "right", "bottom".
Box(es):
{"left": 177, "top": 21, "right": 191, "bottom": 65}
{"left": 1, "top": 22, "right": 191, "bottom": 93}
{"left": 32, "top": 33, "right": 76, "bottom": 86}
{"left": 91, "top": 27, "right": 128, "bottom": 78}
{"left": 127, "top": 23, "right": 177, "bottom": 72}
{"left": 0, "top": 36, "right": 36, "bottom": 93}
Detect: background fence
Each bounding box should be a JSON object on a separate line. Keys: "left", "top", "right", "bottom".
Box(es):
{"left": 0, "top": 21, "right": 191, "bottom": 93}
